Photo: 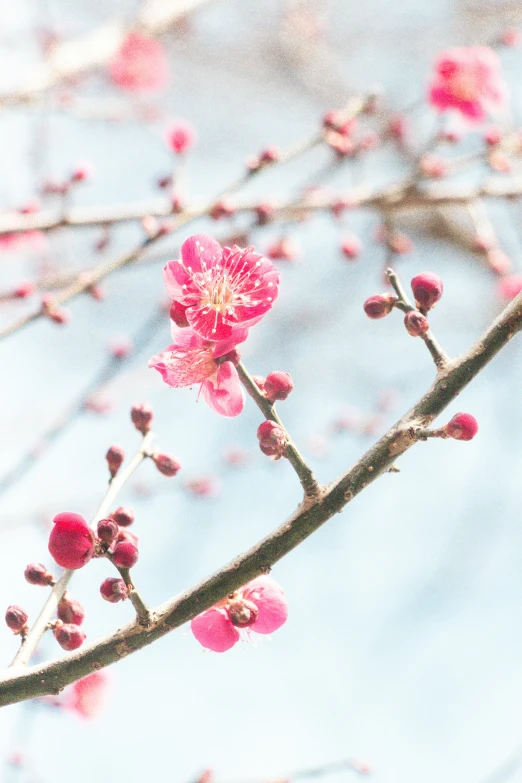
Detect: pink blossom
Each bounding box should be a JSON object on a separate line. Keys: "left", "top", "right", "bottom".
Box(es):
{"left": 64, "top": 673, "right": 107, "bottom": 719}
{"left": 498, "top": 274, "right": 522, "bottom": 301}
{"left": 0, "top": 231, "right": 47, "bottom": 253}
{"left": 428, "top": 47, "right": 508, "bottom": 123}
{"left": 109, "top": 33, "right": 170, "bottom": 93}
{"left": 191, "top": 576, "right": 288, "bottom": 652}
{"left": 148, "top": 325, "right": 246, "bottom": 417}
{"left": 165, "top": 119, "right": 196, "bottom": 154}
{"left": 163, "top": 234, "right": 279, "bottom": 341}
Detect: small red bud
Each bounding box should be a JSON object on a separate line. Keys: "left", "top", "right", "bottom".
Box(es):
{"left": 54, "top": 623, "right": 86, "bottom": 651}
{"left": 410, "top": 272, "right": 443, "bottom": 311}
{"left": 152, "top": 453, "right": 181, "bottom": 477}
{"left": 444, "top": 413, "right": 478, "bottom": 441}
{"left": 24, "top": 563, "right": 54, "bottom": 586}
{"left": 5, "top": 606, "right": 28, "bottom": 634}
{"left": 130, "top": 402, "right": 154, "bottom": 435}
{"left": 259, "top": 146, "right": 281, "bottom": 164}
{"left": 210, "top": 198, "right": 236, "bottom": 220}
{"left": 266, "top": 237, "right": 299, "bottom": 262}
{"left": 404, "top": 310, "right": 429, "bottom": 337}
{"left": 169, "top": 300, "right": 190, "bottom": 328}
{"left": 255, "top": 201, "right": 276, "bottom": 225}
{"left": 100, "top": 577, "right": 128, "bottom": 603}
{"left": 106, "top": 445, "right": 125, "bottom": 478}
{"left": 110, "top": 506, "right": 135, "bottom": 527}
{"left": 257, "top": 420, "right": 287, "bottom": 458}
{"left": 264, "top": 371, "right": 294, "bottom": 402}
{"left": 48, "top": 512, "right": 95, "bottom": 570}
{"left": 341, "top": 234, "right": 362, "bottom": 260}
{"left": 70, "top": 164, "right": 92, "bottom": 183}
{"left": 13, "top": 281, "right": 35, "bottom": 299}
{"left": 363, "top": 294, "right": 396, "bottom": 319}
{"left": 57, "top": 595, "right": 85, "bottom": 625}
{"left": 111, "top": 542, "right": 139, "bottom": 569}
{"left": 115, "top": 529, "right": 139, "bottom": 548}
{"left": 97, "top": 518, "right": 119, "bottom": 545}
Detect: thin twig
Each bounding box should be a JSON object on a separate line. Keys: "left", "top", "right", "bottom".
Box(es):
{"left": 2, "top": 287, "right": 522, "bottom": 702}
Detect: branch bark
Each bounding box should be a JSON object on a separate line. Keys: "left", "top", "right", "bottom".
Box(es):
{"left": 2, "top": 288, "right": 522, "bottom": 706}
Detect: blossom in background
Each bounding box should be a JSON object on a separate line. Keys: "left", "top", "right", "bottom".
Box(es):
{"left": 64, "top": 673, "right": 107, "bottom": 719}
{"left": 191, "top": 576, "right": 288, "bottom": 652}
{"left": 148, "top": 325, "right": 246, "bottom": 417}
{"left": 109, "top": 33, "right": 170, "bottom": 93}
{"left": 428, "top": 46, "right": 508, "bottom": 122}
{"left": 164, "top": 119, "right": 196, "bottom": 154}
{"left": 163, "top": 234, "right": 279, "bottom": 340}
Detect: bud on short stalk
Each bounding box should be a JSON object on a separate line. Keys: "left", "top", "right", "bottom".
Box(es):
{"left": 57, "top": 595, "right": 85, "bottom": 625}
{"left": 410, "top": 272, "right": 443, "bottom": 312}
{"left": 152, "top": 453, "right": 181, "bottom": 477}
{"left": 24, "top": 563, "right": 54, "bottom": 586}
{"left": 54, "top": 622, "right": 86, "bottom": 651}
{"left": 100, "top": 577, "right": 128, "bottom": 603}
{"left": 404, "top": 310, "right": 429, "bottom": 337}
{"left": 130, "top": 402, "right": 154, "bottom": 434}
{"left": 97, "top": 518, "right": 119, "bottom": 545}
{"left": 111, "top": 542, "right": 139, "bottom": 569}
{"left": 443, "top": 413, "right": 478, "bottom": 441}
{"left": 257, "top": 421, "right": 287, "bottom": 458}
{"left": 363, "top": 294, "right": 396, "bottom": 319}
{"left": 110, "top": 506, "right": 135, "bottom": 527}
{"left": 5, "top": 606, "right": 28, "bottom": 635}
{"left": 106, "top": 445, "right": 125, "bottom": 478}
{"left": 264, "top": 371, "right": 294, "bottom": 402}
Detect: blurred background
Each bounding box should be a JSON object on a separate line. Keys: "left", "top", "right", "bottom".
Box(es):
{"left": 1, "top": 0, "right": 522, "bottom": 781}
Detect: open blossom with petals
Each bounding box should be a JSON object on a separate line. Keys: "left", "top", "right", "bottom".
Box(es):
{"left": 163, "top": 234, "right": 279, "bottom": 341}
{"left": 109, "top": 33, "right": 169, "bottom": 93}
{"left": 428, "top": 46, "right": 508, "bottom": 122}
{"left": 191, "top": 576, "right": 288, "bottom": 652}
{"left": 148, "top": 325, "right": 246, "bottom": 417}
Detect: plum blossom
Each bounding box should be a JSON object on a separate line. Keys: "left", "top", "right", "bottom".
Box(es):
{"left": 191, "top": 576, "right": 288, "bottom": 652}
{"left": 163, "top": 234, "right": 279, "bottom": 341}
{"left": 148, "top": 325, "right": 246, "bottom": 417}
{"left": 64, "top": 673, "right": 107, "bottom": 719}
{"left": 109, "top": 33, "right": 169, "bottom": 93}
{"left": 428, "top": 46, "right": 508, "bottom": 123}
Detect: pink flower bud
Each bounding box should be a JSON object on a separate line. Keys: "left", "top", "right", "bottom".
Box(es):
{"left": 48, "top": 512, "right": 95, "bottom": 570}
{"left": 165, "top": 120, "right": 196, "bottom": 154}
{"left": 169, "top": 300, "right": 190, "bottom": 328}
{"left": 97, "top": 518, "right": 119, "bottom": 545}
{"left": 57, "top": 595, "right": 85, "bottom": 625}
{"left": 110, "top": 506, "right": 135, "bottom": 527}
{"left": 130, "top": 402, "right": 154, "bottom": 434}
{"left": 341, "top": 234, "right": 362, "bottom": 260}
{"left": 226, "top": 598, "right": 259, "bottom": 628}
{"left": 264, "top": 371, "right": 294, "bottom": 402}
{"left": 444, "top": 413, "right": 478, "bottom": 441}
{"left": 210, "top": 198, "right": 236, "bottom": 220}
{"left": 24, "top": 563, "right": 54, "bottom": 586}
{"left": 54, "top": 623, "right": 86, "bottom": 651}
{"left": 109, "top": 336, "right": 133, "bottom": 359}
{"left": 257, "top": 420, "right": 287, "bottom": 458}
{"left": 115, "top": 528, "right": 139, "bottom": 548}
{"left": 497, "top": 274, "right": 522, "bottom": 301}
{"left": 410, "top": 272, "right": 443, "bottom": 311}
{"left": 105, "top": 445, "right": 125, "bottom": 478}
{"left": 266, "top": 237, "right": 299, "bottom": 262}
{"left": 111, "top": 541, "right": 139, "bottom": 569}
{"left": 252, "top": 375, "right": 266, "bottom": 393}
{"left": 100, "top": 577, "right": 128, "bottom": 603}
{"left": 41, "top": 296, "right": 70, "bottom": 325}
{"left": 259, "top": 146, "right": 281, "bottom": 164}
{"left": 152, "top": 453, "right": 181, "bottom": 477}
{"left": 404, "top": 310, "right": 429, "bottom": 337}
{"left": 255, "top": 201, "right": 276, "bottom": 225}
{"left": 13, "top": 281, "right": 35, "bottom": 299}
{"left": 87, "top": 284, "right": 105, "bottom": 301}
{"left": 5, "top": 605, "right": 28, "bottom": 634}
{"left": 363, "top": 294, "right": 396, "bottom": 319}
{"left": 70, "top": 164, "right": 92, "bottom": 183}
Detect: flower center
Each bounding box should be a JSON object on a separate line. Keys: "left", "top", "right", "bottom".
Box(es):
{"left": 226, "top": 597, "right": 259, "bottom": 628}
{"left": 449, "top": 70, "right": 480, "bottom": 101}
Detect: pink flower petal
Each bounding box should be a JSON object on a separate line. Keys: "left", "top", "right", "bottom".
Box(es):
{"left": 191, "top": 608, "right": 240, "bottom": 652}
{"left": 242, "top": 576, "right": 288, "bottom": 634}
{"left": 200, "top": 361, "right": 245, "bottom": 417}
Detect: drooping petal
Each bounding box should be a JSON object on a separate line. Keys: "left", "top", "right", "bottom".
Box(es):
{"left": 242, "top": 576, "right": 288, "bottom": 635}
{"left": 191, "top": 608, "right": 240, "bottom": 652}
{"left": 200, "top": 361, "right": 245, "bottom": 417}
{"left": 148, "top": 332, "right": 217, "bottom": 388}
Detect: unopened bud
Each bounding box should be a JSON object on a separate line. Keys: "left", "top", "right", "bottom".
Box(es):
{"left": 5, "top": 606, "right": 28, "bottom": 635}
{"left": 410, "top": 272, "right": 443, "bottom": 312}
{"left": 404, "top": 310, "right": 429, "bottom": 337}
{"left": 111, "top": 542, "right": 139, "bottom": 569}
{"left": 264, "top": 372, "right": 294, "bottom": 402}
{"left": 54, "top": 623, "right": 86, "bottom": 651}
{"left": 257, "top": 421, "right": 287, "bottom": 458}
{"left": 105, "top": 445, "right": 124, "bottom": 478}
{"left": 131, "top": 402, "right": 153, "bottom": 435}
{"left": 152, "top": 453, "right": 181, "bottom": 477}
{"left": 100, "top": 577, "right": 128, "bottom": 603}
{"left": 443, "top": 413, "right": 478, "bottom": 441}
{"left": 110, "top": 506, "right": 135, "bottom": 527}
{"left": 363, "top": 294, "right": 396, "bottom": 319}
{"left": 24, "top": 563, "right": 54, "bottom": 586}
{"left": 97, "top": 518, "right": 119, "bottom": 545}
{"left": 57, "top": 595, "right": 85, "bottom": 625}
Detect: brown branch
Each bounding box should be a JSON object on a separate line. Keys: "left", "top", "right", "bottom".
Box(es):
{"left": 9, "top": 432, "right": 155, "bottom": 667}
{"left": 2, "top": 288, "right": 522, "bottom": 704}
{"left": 237, "top": 362, "right": 322, "bottom": 499}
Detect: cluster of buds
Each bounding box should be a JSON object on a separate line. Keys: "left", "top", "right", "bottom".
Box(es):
{"left": 364, "top": 271, "right": 443, "bottom": 340}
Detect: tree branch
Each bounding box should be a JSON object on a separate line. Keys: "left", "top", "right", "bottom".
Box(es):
{"left": 2, "top": 288, "right": 522, "bottom": 704}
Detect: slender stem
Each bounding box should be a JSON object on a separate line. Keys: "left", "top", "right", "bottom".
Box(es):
{"left": 236, "top": 362, "right": 322, "bottom": 499}
{"left": 115, "top": 568, "right": 152, "bottom": 627}
{"left": 9, "top": 431, "right": 155, "bottom": 667}
{"left": 386, "top": 267, "right": 450, "bottom": 370}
